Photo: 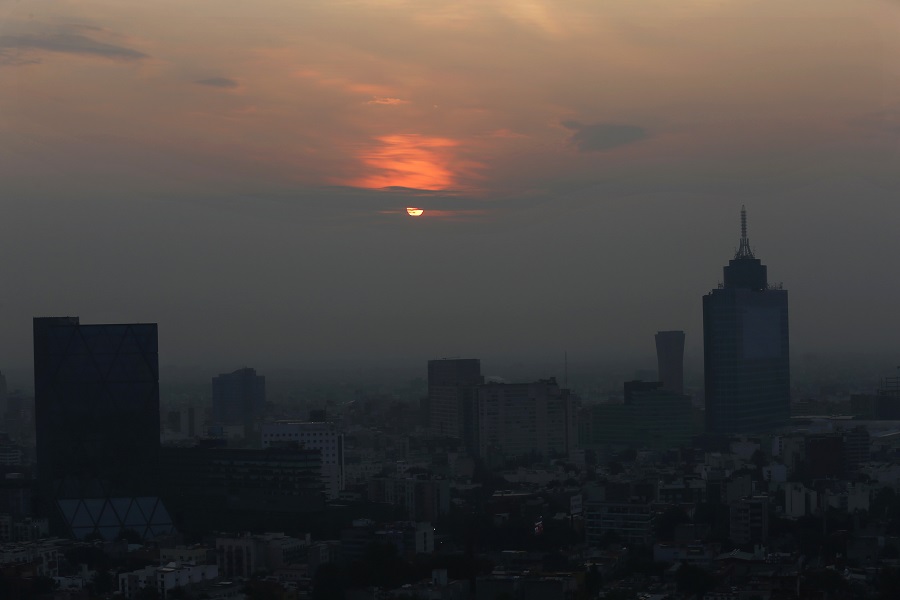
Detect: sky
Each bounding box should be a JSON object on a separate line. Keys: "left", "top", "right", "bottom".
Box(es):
{"left": 1, "top": 0, "right": 899, "bottom": 371}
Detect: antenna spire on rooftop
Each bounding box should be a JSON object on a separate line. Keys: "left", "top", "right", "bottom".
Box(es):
{"left": 736, "top": 205, "right": 755, "bottom": 259}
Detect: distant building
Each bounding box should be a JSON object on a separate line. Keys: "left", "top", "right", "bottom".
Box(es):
{"left": 843, "top": 426, "right": 871, "bottom": 473}
{"left": 655, "top": 331, "right": 685, "bottom": 395}
{"left": 0, "top": 538, "right": 64, "bottom": 577}
{"left": 160, "top": 545, "right": 214, "bottom": 565}
{"left": 261, "top": 421, "right": 344, "bottom": 499}
{"left": 33, "top": 317, "right": 173, "bottom": 540}
{"left": 729, "top": 496, "right": 769, "bottom": 546}
{"left": 367, "top": 476, "right": 450, "bottom": 522}
{"left": 375, "top": 522, "right": 434, "bottom": 558}
{"left": 216, "top": 532, "right": 308, "bottom": 579}
{"left": 212, "top": 368, "right": 266, "bottom": 438}
{"left": 805, "top": 433, "right": 846, "bottom": 479}
{"left": 475, "top": 378, "right": 577, "bottom": 462}
{"left": 703, "top": 207, "right": 790, "bottom": 434}
{"left": 118, "top": 562, "right": 219, "bottom": 600}
{"left": 585, "top": 499, "right": 655, "bottom": 547}
{"left": 428, "top": 359, "right": 483, "bottom": 452}
{"left": 0, "top": 516, "right": 48, "bottom": 543}
{"left": 0, "top": 370, "right": 6, "bottom": 419}
{"left": 579, "top": 381, "right": 693, "bottom": 450}
{"left": 851, "top": 376, "right": 900, "bottom": 419}
{"left": 160, "top": 445, "right": 324, "bottom": 535}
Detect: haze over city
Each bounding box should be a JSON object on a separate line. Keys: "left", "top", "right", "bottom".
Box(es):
{"left": 2, "top": 0, "right": 899, "bottom": 371}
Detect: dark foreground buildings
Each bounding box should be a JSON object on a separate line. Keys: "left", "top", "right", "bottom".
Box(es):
{"left": 33, "top": 317, "right": 174, "bottom": 540}
{"left": 160, "top": 443, "right": 325, "bottom": 537}
{"left": 703, "top": 208, "right": 790, "bottom": 434}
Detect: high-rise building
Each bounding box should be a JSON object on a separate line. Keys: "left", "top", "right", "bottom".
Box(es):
{"left": 729, "top": 496, "right": 769, "bottom": 546}
{"left": 578, "top": 381, "right": 694, "bottom": 450}
{"left": 261, "top": 421, "right": 344, "bottom": 499}
{"left": 703, "top": 208, "right": 790, "bottom": 434}
{"left": 0, "top": 370, "right": 7, "bottom": 418}
{"left": 159, "top": 444, "right": 324, "bottom": 535}
{"left": 655, "top": 331, "right": 685, "bottom": 394}
{"left": 427, "top": 359, "right": 483, "bottom": 451}
{"left": 212, "top": 367, "right": 266, "bottom": 437}
{"left": 33, "top": 317, "right": 174, "bottom": 540}
{"left": 475, "top": 378, "right": 577, "bottom": 462}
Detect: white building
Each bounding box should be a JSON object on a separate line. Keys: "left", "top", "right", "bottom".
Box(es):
{"left": 160, "top": 545, "right": 212, "bottom": 565}
{"left": 784, "top": 482, "right": 817, "bottom": 519}
{"left": 0, "top": 539, "right": 62, "bottom": 577}
{"left": 0, "top": 516, "right": 49, "bottom": 543}
{"left": 216, "top": 532, "right": 309, "bottom": 579}
{"left": 262, "top": 421, "right": 344, "bottom": 499}
{"left": 118, "top": 562, "right": 219, "bottom": 600}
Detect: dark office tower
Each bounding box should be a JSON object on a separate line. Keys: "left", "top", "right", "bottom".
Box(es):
{"left": 427, "top": 359, "right": 483, "bottom": 453}
{"left": 702, "top": 208, "right": 790, "bottom": 434}
{"left": 211, "top": 367, "right": 266, "bottom": 438}
{"left": 655, "top": 331, "right": 686, "bottom": 394}
{"left": 33, "top": 317, "right": 174, "bottom": 540}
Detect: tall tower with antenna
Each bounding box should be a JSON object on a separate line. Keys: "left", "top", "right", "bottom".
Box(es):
{"left": 702, "top": 207, "right": 790, "bottom": 434}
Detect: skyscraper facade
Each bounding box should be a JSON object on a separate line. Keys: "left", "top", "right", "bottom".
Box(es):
{"left": 33, "top": 317, "right": 173, "bottom": 539}
{"left": 261, "top": 420, "right": 344, "bottom": 500}
{"left": 212, "top": 367, "right": 266, "bottom": 437}
{"left": 655, "top": 330, "right": 685, "bottom": 395}
{"left": 702, "top": 208, "right": 790, "bottom": 434}
{"left": 475, "top": 378, "right": 577, "bottom": 462}
{"left": 427, "top": 359, "right": 483, "bottom": 452}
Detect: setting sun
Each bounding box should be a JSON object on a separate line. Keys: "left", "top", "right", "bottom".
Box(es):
{"left": 406, "top": 208, "right": 424, "bottom": 216}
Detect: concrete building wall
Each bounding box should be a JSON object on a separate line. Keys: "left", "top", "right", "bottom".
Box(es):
{"left": 262, "top": 421, "right": 344, "bottom": 499}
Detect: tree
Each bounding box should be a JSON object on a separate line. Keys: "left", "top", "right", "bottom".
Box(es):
{"left": 584, "top": 563, "right": 602, "bottom": 597}
{"left": 654, "top": 507, "right": 690, "bottom": 541}
{"left": 136, "top": 587, "right": 161, "bottom": 600}
{"left": 675, "top": 563, "right": 718, "bottom": 597}
{"left": 91, "top": 569, "right": 115, "bottom": 595}
{"left": 312, "top": 563, "right": 346, "bottom": 600}
{"left": 751, "top": 449, "right": 767, "bottom": 470}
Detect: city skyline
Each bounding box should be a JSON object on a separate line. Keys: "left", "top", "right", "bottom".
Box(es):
{"left": 2, "top": 1, "right": 899, "bottom": 368}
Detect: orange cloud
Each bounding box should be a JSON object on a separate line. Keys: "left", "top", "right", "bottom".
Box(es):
{"left": 367, "top": 96, "right": 410, "bottom": 105}
{"left": 348, "top": 134, "right": 465, "bottom": 191}
{"left": 292, "top": 68, "right": 392, "bottom": 97}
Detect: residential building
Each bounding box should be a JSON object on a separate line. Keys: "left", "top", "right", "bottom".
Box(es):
{"left": 0, "top": 516, "right": 48, "bottom": 543}
{"left": 585, "top": 500, "right": 655, "bottom": 547}
{"left": 159, "top": 445, "right": 324, "bottom": 535}
{"left": 0, "top": 538, "right": 63, "bottom": 577}
{"left": 216, "top": 532, "right": 308, "bottom": 579}
{"left": 476, "top": 378, "right": 577, "bottom": 462}
{"left": 375, "top": 521, "right": 434, "bottom": 558}
{"left": 729, "top": 496, "right": 769, "bottom": 546}
{"left": 212, "top": 368, "right": 265, "bottom": 438}
{"left": 579, "top": 382, "right": 693, "bottom": 450}
{"left": 367, "top": 476, "right": 450, "bottom": 522}
{"left": 160, "top": 545, "right": 214, "bottom": 565}
{"left": 118, "top": 562, "right": 219, "bottom": 600}
{"left": 703, "top": 207, "right": 790, "bottom": 434}
{"left": 262, "top": 421, "right": 344, "bottom": 499}
{"left": 428, "top": 359, "right": 483, "bottom": 452}
{"left": 655, "top": 330, "right": 686, "bottom": 395}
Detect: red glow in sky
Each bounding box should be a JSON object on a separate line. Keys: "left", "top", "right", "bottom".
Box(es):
{"left": 350, "top": 134, "right": 460, "bottom": 191}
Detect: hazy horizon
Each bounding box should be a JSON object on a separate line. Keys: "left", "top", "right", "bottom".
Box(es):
{"left": 2, "top": 1, "right": 899, "bottom": 371}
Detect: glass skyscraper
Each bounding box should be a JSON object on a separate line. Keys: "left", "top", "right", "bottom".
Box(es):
{"left": 33, "top": 317, "right": 174, "bottom": 540}
{"left": 702, "top": 208, "right": 790, "bottom": 434}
